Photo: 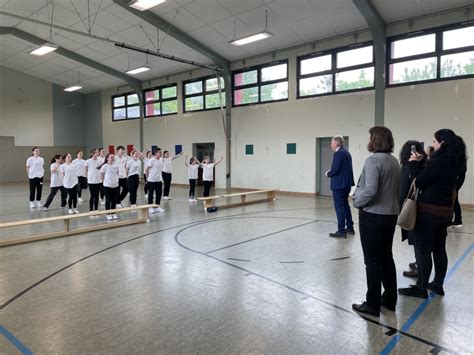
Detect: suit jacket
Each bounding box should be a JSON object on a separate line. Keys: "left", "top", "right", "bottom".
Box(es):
{"left": 327, "top": 147, "right": 355, "bottom": 191}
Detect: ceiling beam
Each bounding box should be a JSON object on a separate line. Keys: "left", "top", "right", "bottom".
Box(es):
{"left": 112, "top": 0, "right": 229, "bottom": 69}
{"left": 353, "top": 0, "right": 386, "bottom": 126}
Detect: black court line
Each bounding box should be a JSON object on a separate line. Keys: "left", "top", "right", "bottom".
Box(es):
{"left": 227, "top": 258, "right": 251, "bottom": 262}
{"left": 173, "top": 218, "right": 457, "bottom": 354}
{"left": 279, "top": 261, "right": 305, "bottom": 264}
{"left": 331, "top": 256, "right": 350, "bottom": 261}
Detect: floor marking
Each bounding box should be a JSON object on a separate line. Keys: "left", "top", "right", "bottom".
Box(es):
{"left": 331, "top": 256, "right": 350, "bottom": 261}
{"left": 279, "top": 261, "right": 305, "bottom": 264}
{"left": 0, "top": 325, "right": 33, "bottom": 354}
{"left": 380, "top": 243, "right": 473, "bottom": 355}
{"left": 227, "top": 258, "right": 251, "bottom": 262}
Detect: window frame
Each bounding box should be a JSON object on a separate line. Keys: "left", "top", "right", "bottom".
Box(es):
{"left": 297, "top": 41, "right": 375, "bottom": 100}
{"left": 386, "top": 21, "right": 474, "bottom": 88}
{"left": 111, "top": 91, "right": 141, "bottom": 121}
{"left": 143, "top": 83, "right": 178, "bottom": 118}
{"left": 232, "top": 59, "right": 289, "bottom": 107}
{"left": 182, "top": 75, "right": 226, "bottom": 113}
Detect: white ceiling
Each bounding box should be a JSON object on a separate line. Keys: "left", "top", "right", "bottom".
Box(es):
{"left": 0, "top": 0, "right": 473, "bottom": 93}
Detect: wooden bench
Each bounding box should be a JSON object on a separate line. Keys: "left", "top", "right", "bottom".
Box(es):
{"left": 0, "top": 204, "right": 158, "bottom": 247}
{"left": 198, "top": 189, "right": 278, "bottom": 210}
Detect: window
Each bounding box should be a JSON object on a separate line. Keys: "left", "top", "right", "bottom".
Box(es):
{"left": 183, "top": 75, "right": 225, "bottom": 112}
{"left": 144, "top": 84, "right": 177, "bottom": 117}
{"left": 112, "top": 92, "right": 141, "bottom": 121}
{"left": 297, "top": 43, "right": 374, "bottom": 98}
{"left": 233, "top": 60, "right": 288, "bottom": 106}
{"left": 387, "top": 23, "right": 474, "bottom": 86}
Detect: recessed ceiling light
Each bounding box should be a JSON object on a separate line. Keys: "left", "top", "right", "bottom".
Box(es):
{"left": 229, "top": 32, "right": 273, "bottom": 46}
{"left": 64, "top": 85, "right": 83, "bottom": 92}
{"left": 29, "top": 43, "right": 58, "bottom": 56}
{"left": 125, "top": 66, "right": 151, "bottom": 75}
{"left": 129, "top": 0, "right": 166, "bottom": 11}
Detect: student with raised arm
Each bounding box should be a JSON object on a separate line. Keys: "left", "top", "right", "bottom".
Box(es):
{"left": 85, "top": 148, "right": 102, "bottom": 213}
{"left": 100, "top": 154, "right": 120, "bottom": 220}
{"left": 145, "top": 148, "right": 165, "bottom": 214}
{"left": 43, "top": 154, "right": 67, "bottom": 211}
{"left": 73, "top": 151, "right": 87, "bottom": 202}
{"left": 185, "top": 155, "right": 200, "bottom": 202}
{"left": 162, "top": 150, "right": 183, "bottom": 200}
{"left": 126, "top": 151, "right": 142, "bottom": 207}
{"left": 201, "top": 156, "right": 223, "bottom": 197}
{"left": 26, "top": 146, "right": 45, "bottom": 208}
{"left": 61, "top": 153, "right": 80, "bottom": 215}
{"left": 114, "top": 146, "right": 129, "bottom": 207}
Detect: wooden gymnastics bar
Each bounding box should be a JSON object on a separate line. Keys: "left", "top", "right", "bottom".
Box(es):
{"left": 198, "top": 189, "right": 278, "bottom": 210}
{"left": 0, "top": 204, "right": 158, "bottom": 247}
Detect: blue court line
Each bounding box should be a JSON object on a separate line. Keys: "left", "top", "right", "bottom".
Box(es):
{"left": 0, "top": 325, "right": 33, "bottom": 354}
{"left": 380, "top": 243, "right": 474, "bottom": 354}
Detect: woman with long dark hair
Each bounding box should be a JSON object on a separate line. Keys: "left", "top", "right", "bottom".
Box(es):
{"left": 43, "top": 154, "right": 67, "bottom": 211}
{"left": 61, "top": 153, "right": 79, "bottom": 215}
{"left": 399, "top": 129, "right": 466, "bottom": 298}
{"left": 399, "top": 140, "right": 426, "bottom": 278}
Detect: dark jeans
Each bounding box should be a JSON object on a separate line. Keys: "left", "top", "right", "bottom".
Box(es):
{"left": 89, "top": 183, "right": 101, "bottom": 211}
{"left": 29, "top": 177, "right": 43, "bottom": 202}
{"left": 143, "top": 174, "right": 149, "bottom": 195}
{"left": 44, "top": 186, "right": 67, "bottom": 208}
{"left": 162, "top": 172, "right": 172, "bottom": 197}
{"left": 104, "top": 186, "right": 118, "bottom": 211}
{"left": 148, "top": 181, "right": 162, "bottom": 205}
{"left": 203, "top": 180, "right": 212, "bottom": 197}
{"left": 128, "top": 175, "right": 139, "bottom": 205}
{"left": 117, "top": 178, "right": 128, "bottom": 203}
{"left": 359, "top": 210, "right": 398, "bottom": 311}
{"left": 414, "top": 212, "right": 450, "bottom": 289}
{"left": 77, "top": 176, "right": 87, "bottom": 198}
{"left": 332, "top": 187, "right": 354, "bottom": 233}
{"left": 189, "top": 179, "right": 197, "bottom": 198}
{"left": 66, "top": 185, "right": 78, "bottom": 209}
{"left": 453, "top": 187, "right": 462, "bottom": 224}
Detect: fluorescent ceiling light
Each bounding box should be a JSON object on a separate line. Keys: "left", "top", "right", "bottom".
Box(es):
{"left": 125, "top": 66, "right": 151, "bottom": 75}
{"left": 29, "top": 43, "right": 58, "bottom": 56}
{"left": 129, "top": 0, "right": 166, "bottom": 11}
{"left": 229, "top": 32, "right": 272, "bottom": 46}
{"left": 64, "top": 85, "right": 83, "bottom": 92}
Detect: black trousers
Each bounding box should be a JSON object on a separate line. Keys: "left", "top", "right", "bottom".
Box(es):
{"left": 453, "top": 187, "right": 462, "bottom": 224}
{"left": 127, "top": 175, "right": 139, "bottom": 205}
{"left": 359, "top": 210, "right": 398, "bottom": 311}
{"left": 77, "top": 176, "right": 87, "bottom": 198}
{"left": 66, "top": 185, "right": 78, "bottom": 209}
{"left": 189, "top": 179, "right": 197, "bottom": 198}
{"left": 89, "top": 183, "right": 101, "bottom": 211}
{"left": 29, "top": 177, "right": 43, "bottom": 202}
{"left": 414, "top": 212, "right": 450, "bottom": 289}
{"left": 148, "top": 181, "right": 162, "bottom": 205}
{"left": 203, "top": 180, "right": 212, "bottom": 197}
{"left": 104, "top": 186, "right": 118, "bottom": 211}
{"left": 100, "top": 184, "right": 105, "bottom": 200}
{"left": 117, "top": 178, "right": 128, "bottom": 203}
{"left": 44, "top": 186, "right": 67, "bottom": 208}
{"left": 143, "top": 174, "right": 149, "bottom": 195}
{"left": 162, "top": 172, "right": 172, "bottom": 197}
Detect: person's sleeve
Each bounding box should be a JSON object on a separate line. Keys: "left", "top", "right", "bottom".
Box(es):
{"left": 327, "top": 152, "right": 342, "bottom": 177}
{"left": 353, "top": 158, "right": 379, "bottom": 208}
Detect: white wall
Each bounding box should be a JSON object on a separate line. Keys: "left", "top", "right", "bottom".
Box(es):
{"left": 0, "top": 65, "right": 54, "bottom": 146}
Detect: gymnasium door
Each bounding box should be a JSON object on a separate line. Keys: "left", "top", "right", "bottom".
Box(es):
{"left": 193, "top": 142, "right": 215, "bottom": 186}
{"left": 316, "top": 137, "right": 349, "bottom": 197}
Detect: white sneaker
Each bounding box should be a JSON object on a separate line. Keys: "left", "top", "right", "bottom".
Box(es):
{"left": 144, "top": 194, "right": 148, "bottom": 198}
{"left": 131, "top": 204, "right": 137, "bottom": 207}
{"left": 156, "top": 207, "right": 165, "bottom": 213}
{"left": 29, "top": 202, "right": 35, "bottom": 208}
{"left": 73, "top": 209, "right": 80, "bottom": 214}
{"left": 35, "top": 201, "right": 42, "bottom": 207}
{"left": 148, "top": 207, "right": 156, "bottom": 214}
{"left": 192, "top": 199, "right": 198, "bottom": 203}
{"left": 164, "top": 196, "right": 172, "bottom": 200}
{"left": 116, "top": 203, "right": 123, "bottom": 208}
{"left": 43, "top": 207, "right": 49, "bottom": 211}
{"left": 100, "top": 200, "right": 105, "bottom": 205}
{"left": 188, "top": 198, "right": 194, "bottom": 202}
{"left": 107, "top": 214, "right": 113, "bottom": 220}
{"left": 68, "top": 209, "right": 74, "bottom": 215}
{"left": 78, "top": 198, "right": 83, "bottom": 202}
{"left": 112, "top": 214, "right": 119, "bottom": 220}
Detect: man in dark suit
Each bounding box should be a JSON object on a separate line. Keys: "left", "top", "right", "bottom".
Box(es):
{"left": 326, "top": 135, "right": 355, "bottom": 238}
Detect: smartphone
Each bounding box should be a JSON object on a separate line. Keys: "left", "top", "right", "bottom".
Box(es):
{"left": 411, "top": 145, "right": 417, "bottom": 154}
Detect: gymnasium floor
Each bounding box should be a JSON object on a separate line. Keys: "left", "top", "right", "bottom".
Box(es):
{"left": 0, "top": 183, "right": 472, "bottom": 354}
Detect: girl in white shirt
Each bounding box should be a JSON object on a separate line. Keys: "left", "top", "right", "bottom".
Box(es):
{"left": 61, "top": 153, "right": 79, "bottom": 214}
{"left": 100, "top": 154, "right": 120, "bottom": 220}
{"left": 126, "top": 151, "right": 142, "bottom": 207}
{"left": 143, "top": 150, "right": 152, "bottom": 198}
{"left": 114, "top": 146, "right": 129, "bottom": 207}
{"left": 43, "top": 154, "right": 67, "bottom": 210}
{"left": 144, "top": 148, "right": 165, "bottom": 214}
{"left": 162, "top": 150, "right": 183, "bottom": 200}
{"left": 26, "top": 146, "right": 45, "bottom": 208}
{"left": 201, "top": 156, "right": 223, "bottom": 197}
{"left": 85, "top": 149, "right": 102, "bottom": 212}
{"left": 73, "top": 151, "right": 87, "bottom": 202}
{"left": 185, "top": 155, "right": 200, "bottom": 202}
{"left": 98, "top": 147, "right": 106, "bottom": 204}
